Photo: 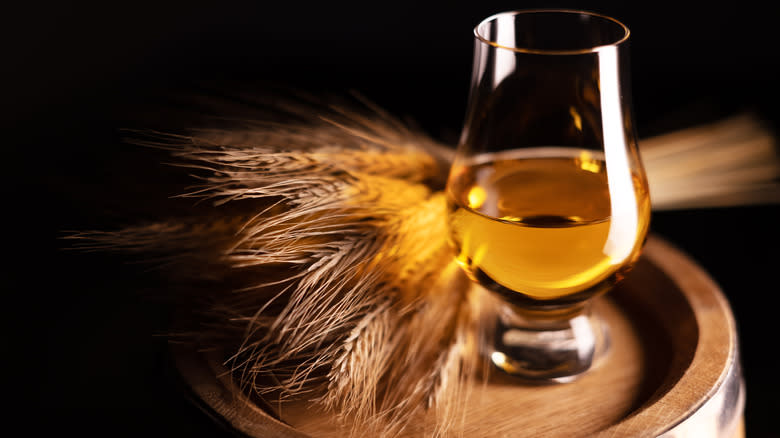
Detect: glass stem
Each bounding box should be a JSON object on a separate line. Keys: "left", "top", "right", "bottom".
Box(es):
{"left": 491, "top": 300, "right": 609, "bottom": 382}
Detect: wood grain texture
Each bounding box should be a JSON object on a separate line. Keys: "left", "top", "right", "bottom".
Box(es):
{"left": 173, "top": 235, "right": 745, "bottom": 437}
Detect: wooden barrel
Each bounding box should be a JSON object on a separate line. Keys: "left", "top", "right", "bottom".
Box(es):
{"left": 173, "top": 235, "right": 745, "bottom": 437}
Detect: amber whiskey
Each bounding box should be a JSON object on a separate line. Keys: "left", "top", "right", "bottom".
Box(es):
{"left": 447, "top": 147, "right": 651, "bottom": 302}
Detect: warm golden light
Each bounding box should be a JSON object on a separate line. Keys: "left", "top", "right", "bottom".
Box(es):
{"left": 577, "top": 150, "right": 602, "bottom": 173}
{"left": 467, "top": 186, "right": 487, "bottom": 209}
{"left": 569, "top": 106, "right": 583, "bottom": 132}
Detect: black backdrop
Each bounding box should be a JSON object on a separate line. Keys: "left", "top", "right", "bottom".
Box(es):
{"left": 6, "top": 1, "right": 779, "bottom": 437}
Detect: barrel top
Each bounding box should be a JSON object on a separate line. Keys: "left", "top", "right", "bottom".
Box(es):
{"left": 174, "top": 235, "right": 745, "bottom": 438}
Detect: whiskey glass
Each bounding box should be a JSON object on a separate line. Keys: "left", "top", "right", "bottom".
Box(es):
{"left": 446, "top": 10, "right": 651, "bottom": 381}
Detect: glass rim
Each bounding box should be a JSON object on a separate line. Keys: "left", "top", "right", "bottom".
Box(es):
{"left": 474, "top": 9, "right": 631, "bottom": 55}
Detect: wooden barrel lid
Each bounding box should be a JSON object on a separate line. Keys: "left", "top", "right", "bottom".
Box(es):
{"left": 173, "top": 235, "right": 745, "bottom": 437}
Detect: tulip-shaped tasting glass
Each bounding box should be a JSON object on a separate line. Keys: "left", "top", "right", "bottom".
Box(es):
{"left": 446, "top": 10, "right": 651, "bottom": 381}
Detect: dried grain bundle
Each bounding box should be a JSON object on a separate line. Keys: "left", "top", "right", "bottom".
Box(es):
{"left": 67, "top": 93, "right": 779, "bottom": 437}
{"left": 641, "top": 112, "right": 780, "bottom": 209}
{"left": 68, "top": 96, "right": 482, "bottom": 437}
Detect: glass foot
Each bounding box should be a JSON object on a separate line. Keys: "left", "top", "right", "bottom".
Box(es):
{"left": 490, "top": 303, "right": 610, "bottom": 382}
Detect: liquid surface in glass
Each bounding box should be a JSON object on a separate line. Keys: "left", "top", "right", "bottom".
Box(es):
{"left": 447, "top": 147, "right": 650, "bottom": 301}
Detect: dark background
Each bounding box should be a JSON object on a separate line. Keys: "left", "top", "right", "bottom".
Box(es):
{"left": 6, "top": 1, "right": 779, "bottom": 436}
